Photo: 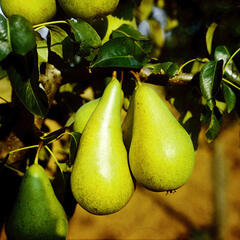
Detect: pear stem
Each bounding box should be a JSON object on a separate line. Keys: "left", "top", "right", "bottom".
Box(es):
{"left": 120, "top": 71, "right": 124, "bottom": 86}
{"left": 33, "top": 20, "right": 68, "bottom": 31}
{"left": 112, "top": 71, "right": 117, "bottom": 79}
{"left": 130, "top": 71, "right": 142, "bottom": 86}
{"left": 8, "top": 145, "right": 39, "bottom": 155}
{"left": 2, "top": 164, "right": 24, "bottom": 177}
{"left": 34, "top": 141, "right": 44, "bottom": 165}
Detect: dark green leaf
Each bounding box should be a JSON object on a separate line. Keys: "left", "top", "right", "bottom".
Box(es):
{"left": 49, "top": 26, "right": 68, "bottom": 58}
{"left": 214, "top": 45, "right": 240, "bottom": 86}
{"left": 7, "top": 51, "right": 48, "bottom": 117}
{"left": 143, "top": 62, "right": 179, "bottom": 77}
{"left": 69, "top": 132, "right": 81, "bottom": 165}
{"left": 205, "top": 108, "right": 222, "bottom": 142}
{"left": 0, "top": 14, "right": 11, "bottom": 61}
{"left": 112, "top": 24, "right": 148, "bottom": 40}
{"left": 200, "top": 60, "right": 223, "bottom": 110}
{"left": 0, "top": 65, "right": 7, "bottom": 79}
{"left": 91, "top": 37, "right": 151, "bottom": 68}
{"left": 9, "top": 15, "right": 36, "bottom": 55}
{"left": 222, "top": 83, "right": 236, "bottom": 113}
{"left": 40, "top": 127, "right": 67, "bottom": 145}
{"left": 69, "top": 19, "right": 101, "bottom": 57}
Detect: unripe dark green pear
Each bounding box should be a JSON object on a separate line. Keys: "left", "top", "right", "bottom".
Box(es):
{"left": 129, "top": 83, "right": 195, "bottom": 192}
{"left": 58, "top": 0, "right": 119, "bottom": 20}
{"left": 6, "top": 164, "right": 68, "bottom": 240}
{"left": 0, "top": 0, "right": 57, "bottom": 25}
{"left": 71, "top": 78, "right": 134, "bottom": 215}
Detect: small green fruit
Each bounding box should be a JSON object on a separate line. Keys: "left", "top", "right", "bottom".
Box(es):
{"left": 58, "top": 0, "right": 119, "bottom": 20}
{"left": 6, "top": 164, "right": 68, "bottom": 240}
{"left": 129, "top": 84, "right": 195, "bottom": 192}
{"left": 73, "top": 98, "right": 100, "bottom": 134}
{"left": 0, "top": 0, "right": 57, "bottom": 25}
{"left": 71, "top": 78, "right": 134, "bottom": 215}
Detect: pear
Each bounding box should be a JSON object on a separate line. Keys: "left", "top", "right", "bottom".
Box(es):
{"left": 58, "top": 0, "right": 119, "bottom": 20}
{"left": 5, "top": 164, "right": 68, "bottom": 240}
{"left": 71, "top": 78, "right": 134, "bottom": 215}
{"left": 129, "top": 83, "right": 195, "bottom": 192}
{"left": 122, "top": 90, "right": 135, "bottom": 150}
{"left": 73, "top": 98, "right": 100, "bottom": 134}
{"left": 0, "top": 0, "right": 56, "bottom": 25}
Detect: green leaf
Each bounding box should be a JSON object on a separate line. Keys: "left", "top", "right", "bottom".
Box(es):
{"left": 0, "top": 65, "right": 7, "bottom": 79}
{"left": 36, "top": 34, "right": 48, "bottom": 65}
{"left": 214, "top": 45, "right": 240, "bottom": 86}
{"left": 0, "top": 14, "right": 11, "bottom": 61}
{"left": 69, "top": 132, "right": 81, "bottom": 165}
{"left": 205, "top": 108, "right": 221, "bottom": 142}
{"left": 200, "top": 60, "right": 223, "bottom": 110}
{"left": 40, "top": 127, "right": 67, "bottom": 145}
{"left": 112, "top": 24, "right": 147, "bottom": 40}
{"left": 222, "top": 83, "right": 236, "bottom": 113}
{"left": 206, "top": 22, "right": 217, "bottom": 55}
{"left": 9, "top": 15, "right": 36, "bottom": 55}
{"left": 143, "top": 62, "right": 179, "bottom": 77}
{"left": 91, "top": 37, "right": 151, "bottom": 68}
{"left": 49, "top": 26, "right": 68, "bottom": 58}
{"left": 69, "top": 19, "right": 101, "bottom": 57}
{"left": 7, "top": 51, "right": 48, "bottom": 117}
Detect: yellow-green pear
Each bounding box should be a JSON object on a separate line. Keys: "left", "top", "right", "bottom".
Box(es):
{"left": 58, "top": 0, "right": 119, "bottom": 20}
{"left": 0, "top": 0, "right": 57, "bottom": 25}
{"left": 5, "top": 164, "right": 68, "bottom": 240}
{"left": 122, "top": 90, "right": 135, "bottom": 150}
{"left": 73, "top": 98, "right": 100, "bottom": 134}
{"left": 71, "top": 78, "right": 134, "bottom": 215}
{"left": 129, "top": 83, "right": 195, "bottom": 192}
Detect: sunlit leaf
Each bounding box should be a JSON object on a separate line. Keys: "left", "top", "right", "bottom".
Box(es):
{"left": 0, "top": 14, "right": 11, "bottom": 61}
{"left": 206, "top": 22, "right": 217, "bottom": 55}
{"left": 222, "top": 83, "right": 236, "bottom": 113}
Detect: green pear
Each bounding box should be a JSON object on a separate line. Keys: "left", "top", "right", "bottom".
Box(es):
{"left": 0, "top": 0, "right": 56, "bottom": 25}
{"left": 5, "top": 164, "right": 68, "bottom": 240}
{"left": 71, "top": 78, "right": 134, "bottom": 215}
{"left": 58, "top": 0, "right": 119, "bottom": 20}
{"left": 129, "top": 83, "right": 195, "bottom": 192}
{"left": 73, "top": 98, "right": 100, "bottom": 134}
{"left": 122, "top": 90, "right": 135, "bottom": 150}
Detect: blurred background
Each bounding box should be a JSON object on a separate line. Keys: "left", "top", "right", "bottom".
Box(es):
{"left": 1, "top": 0, "right": 240, "bottom": 239}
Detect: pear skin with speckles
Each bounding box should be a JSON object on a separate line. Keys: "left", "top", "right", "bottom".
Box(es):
{"left": 71, "top": 78, "right": 134, "bottom": 215}
{"left": 129, "top": 83, "right": 195, "bottom": 192}
{"left": 5, "top": 164, "right": 68, "bottom": 240}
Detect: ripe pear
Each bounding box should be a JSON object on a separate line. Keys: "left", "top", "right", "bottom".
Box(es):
{"left": 0, "top": 0, "right": 56, "bottom": 25}
{"left": 58, "top": 0, "right": 119, "bottom": 20}
{"left": 5, "top": 164, "right": 68, "bottom": 240}
{"left": 71, "top": 78, "right": 134, "bottom": 215}
{"left": 73, "top": 98, "right": 100, "bottom": 134}
{"left": 129, "top": 83, "right": 195, "bottom": 192}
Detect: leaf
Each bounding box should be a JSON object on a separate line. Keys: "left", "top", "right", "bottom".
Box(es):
{"left": 69, "top": 132, "right": 81, "bottom": 165}
{"left": 69, "top": 19, "right": 101, "bottom": 58}
{"left": 0, "top": 14, "right": 11, "bottom": 61}
{"left": 40, "top": 127, "right": 67, "bottom": 145}
{"left": 8, "top": 15, "right": 36, "bottom": 55}
{"left": 214, "top": 45, "right": 240, "bottom": 86}
{"left": 222, "top": 83, "right": 236, "bottom": 113}
{"left": 206, "top": 22, "right": 217, "bottom": 55}
{"left": 112, "top": 24, "right": 148, "bottom": 40}
{"left": 205, "top": 108, "right": 222, "bottom": 142}
{"left": 49, "top": 26, "right": 68, "bottom": 58}
{"left": 91, "top": 37, "right": 151, "bottom": 68}
{"left": 200, "top": 60, "right": 223, "bottom": 110}
{"left": 36, "top": 34, "right": 48, "bottom": 65}
{"left": 7, "top": 51, "right": 48, "bottom": 117}
{"left": 143, "top": 62, "right": 178, "bottom": 77}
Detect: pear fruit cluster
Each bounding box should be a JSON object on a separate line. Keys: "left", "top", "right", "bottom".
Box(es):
{"left": 6, "top": 164, "right": 68, "bottom": 240}
{"left": 71, "top": 79, "right": 195, "bottom": 215}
